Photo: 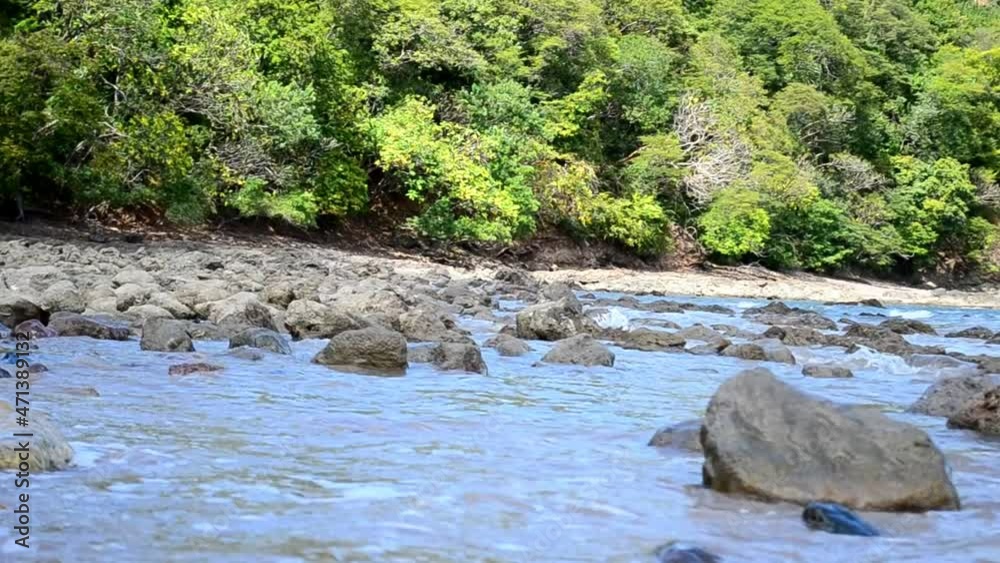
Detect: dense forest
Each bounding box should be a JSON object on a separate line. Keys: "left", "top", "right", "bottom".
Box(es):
{"left": 1, "top": 0, "right": 998, "bottom": 274}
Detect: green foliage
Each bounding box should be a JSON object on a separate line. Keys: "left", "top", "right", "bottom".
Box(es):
{"left": 699, "top": 188, "right": 771, "bottom": 258}
{"left": 582, "top": 192, "right": 672, "bottom": 255}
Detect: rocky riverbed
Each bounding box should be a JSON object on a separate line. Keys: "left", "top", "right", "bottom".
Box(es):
{"left": 1, "top": 233, "right": 999, "bottom": 562}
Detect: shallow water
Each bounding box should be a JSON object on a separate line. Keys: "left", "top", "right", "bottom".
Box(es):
{"left": 3, "top": 294, "right": 1000, "bottom": 563}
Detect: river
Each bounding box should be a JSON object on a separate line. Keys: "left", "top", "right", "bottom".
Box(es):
{"left": 3, "top": 293, "right": 999, "bottom": 562}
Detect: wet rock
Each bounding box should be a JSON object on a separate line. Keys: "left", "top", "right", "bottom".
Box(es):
{"left": 648, "top": 419, "right": 703, "bottom": 452}
{"left": 112, "top": 269, "right": 156, "bottom": 287}
{"left": 182, "top": 321, "right": 228, "bottom": 341}
{"left": 515, "top": 296, "right": 598, "bottom": 341}
{"left": 398, "top": 308, "right": 453, "bottom": 342}
{"left": 494, "top": 266, "right": 535, "bottom": 288}
{"left": 540, "top": 282, "right": 576, "bottom": 302}
{"left": 687, "top": 339, "right": 731, "bottom": 355}
{"left": 284, "top": 299, "right": 364, "bottom": 340}
{"left": 140, "top": 318, "right": 194, "bottom": 352}
{"left": 802, "top": 364, "right": 854, "bottom": 378}
{"left": 227, "top": 346, "right": 265, "bottom": 361}
{"left": 541, "top": 334, "right": 614, "bottom": 367}
{"left": 0, "top": 368, "right": 9, "bottom": 378}
{"left": 40, "top": 280, "right": 85, "bottom": 313}
{"left": 802, "top": 502, "right": 879, "bottom": 537}
{"left": 114, "top": 283, "right": 153, "bottom": 311}
{"left": 752, "top": 338, "right": 796, "bottom": 364}
{"left": 948, "top": 353, "right": 1000, "bottom": 374}
{"left": 49, "top": 313, "right": 130, "bottom": 340}
{"left": 585, "top": 307, "right": 631, "bottom": 330}
{"left": 13, "top": 319, "right": 57, "bottom": 339}
{"left": 0, "top": 293, "right": 46, "bottom": 328}
{"left": 744, "top": 302, "right": 837, "bottom": 330}
{"left": 843, "top": 324, "right": 914, "bottom": 356}
{"left": 312, "top": 326, "right": 408, "bottom": 374}
{"left": 762, "top": 326, "right": 828, "bottom": 346}
{"left": 645, "top": 300, "right": 686, "bottom": 314}
{"left": 0, "top": 402, "right": 73, "bottom": 471}
{"left": 719, "top": 343, "right": 767, "bottom": 361}
{"left": 945, "top": 326, "right": 995, "bottom": 340}
{"left": 168, "top": 362, "right": 223, "bottom": 376}
{"left": 908, "top": 354, "right": 975, "bottom": 370}
{"left": 197, "top": 292, "right": 280, "bottom": 334}
{"left": 407, "top": 344, "right": 437, "bottom": 363}
{"left": 429, "top": 342, "right": 488, "bottom": 374}
{"left": 947, "top": 388, "right": 1000, "bottom": 435}
{"left": 616, "top": 328, "right": 685, "bottom": 352}
{"left": 229, "top": 328, "right": 291, "bottom": 355}
{"left": 639, "top": 318, "right": 682, "bottom": 330}
{"left": 880, "top": 318, "right": 937, "bottom": 336}
{"left": 701, "top": 368, "right": 961, "bottom": 511}
{"left": 675, "top": 324, "right": 726, "bottom": 344}
{"left": 484, "top": 334, "right": 533, "bottom": 357}
{"left": 908, "top": 375, "right": 998, "bottom": 417}
{"left": 711, "top": 324, "right": 757, "bottom": 339}
{"left": 654, "top": 544, "right": 720, "bottom": 563}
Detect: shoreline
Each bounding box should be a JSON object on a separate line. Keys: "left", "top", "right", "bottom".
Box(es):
{"left": 1, "top": 220, "right": 997, "bottom": 310}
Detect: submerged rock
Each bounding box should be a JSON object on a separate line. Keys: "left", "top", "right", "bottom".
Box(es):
{"left": 909, "top": 375, "right": 998, "bottom": 417}
{"left": 802, "top": 364, "right": 854, "bottom": 378}
{"left": 483, "top": 333, "right": 533, "bottom": 357}
{"left": 945, "top": 326, "right": 995, "bottom": 340}
{"left": 49, "top": 313, "right": 130, "bottom": 340}
{"left": 229, "top": 328, "right": 291, "bottom": 355}
{"left": 744, "top": 302, "right": 837, "bottom": 330}
{"left": 880, "top": 318, "right": 936, "bottom": 335}
{"left": 701, "top": 368, "right": 961, "bottom": 511}
{"left": 312, "top": 326, "right": 408, "bottom": 375}
{"left": 13, "top": 319, "right": 57, "bottom": 339}
{"left": 947, "top": 388, "right": 1000, "bottom": 435}
{"left": 648, "top": 419, "right": 703, "bottom": 452}
{"left": 0, "top": 402, "right": 73, "bottom": 471}
{"left": 654, "top": 544, "right": 720, "bottom": 563}
{"left": 541, "top": 334, "right": 614, "bottom": 367}
{"left": 802, "top": 502, "right": 879, "bottom": 537}
{"left": 140, "top": 318, "right": 194, "bottom": 352}
{"left": 168, "top": 362, "right": 223, "bottom": 376}
{"left": 616, "top": 328, "right": 685, "bottom": 352}
{"left": 429, "top": 342, "right": 488, "bottom": 374}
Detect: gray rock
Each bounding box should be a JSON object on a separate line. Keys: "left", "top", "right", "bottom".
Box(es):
{"left": 312, "top": 327, "right": 408, "bottom": 374}
{"left": 880, "top": 318, "right": 937, "bottom": 336}
{"left": 762, "top": 325, "right": 828, "bottom": 346}
{"left": 648, "top": 419, "right": 703, "bottom": 452}
{"left": 168, "top": 362, "right": 223, "bottom": 376}
{"left": 947, "top": 388, "right": 1000, "bottom": 435}
{"left": 429, "top": 342, "right": 488, "bottom": 374}
{"left": 261, "top": 280, "right": 297, "bottom": 309}
{"left": 407, "top": 344, "right": 438, "bottom": 363}
{"left": 398, "top": 308, "right": 453, "bottom": 342}
{"left": 146, "top": 292, "right": 195, "bottom": 319}
{"left": 675, "top": 324, "right": 726, "bottom": 343}
{"left": 183, "top": 321, "right": 229, "bottom": 341}
{"left": 49, "top": 313, "right": 130, "bottom": 340}
{"left": 0, "top": 293, "right": 46, "bottom": 328}
{"left": 13, "top": 319, "right": 57, "bottom": 339}
{"left": 515, "top": 297, "right": 598, "bottom": 341}
{"left": 227, "top": 346, "right": 265, "bottom": 361}
{"left": 40, "top": 280, "right": 85, "bottom": 313}
{"left": 114, "top": 283, "right": 153, "bottom": 311}
{"left": 173, "top": 279, "right": 231, "bottom": 309}
{"left": 284, "top": 299, "right": 364, "bottom": 340}
{"left": 124, "top": 304, "right": 175, "bottom": 324}
{"left": 541, "top": 334, "right": 614, "bottom": 367}
{"left": 229, "top": 328, "right": 291, "bottom": 355}
{"left": 752, "top": 338, "right": 796, "bottom": 364}
{"left": 744, "top": 302, "right": 837, "bottom": 330}
{"left": 802, "top": 364, "right": 854, "bottom": 378}
{"left": 197, "top": 292, "right": 280, "bottom": 333}
{"left": 112, "top": 269, "right": 156, "bottom": 287}
{"left": 484, "top": 333, "right": 533, "bottom": 357}
{"left": 909, "top": 375, "right": 999, "bottom": 417}
{"left": 701, "top": 368, "right": 961, "bottom": 511}
{"left": 0, "top": 402, "right": 73, "bottom": 471}
{"left": 654, "top": 544, "right": 720, "bottom": 563}
{"left": 945, "top": 326, "right": 995, "bottom": 340}
{"left": 616, "top": 328, "right": 685, "bottom": 352}
{"left": 719, "top": 343, "right": 767, "bottom": 361}
{"left": 140, "top": 318, "right": 194, "bottom": 352}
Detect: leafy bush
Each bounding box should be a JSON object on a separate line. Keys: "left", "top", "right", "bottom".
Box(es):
{"left": 698, "top": 188, "right": 771, "bottom": 258}
{"left": 582, "top": 192, "right": 672, "bottom": 255}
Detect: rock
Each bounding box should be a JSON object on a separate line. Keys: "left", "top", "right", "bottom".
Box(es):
{"left": 429, "top": 342, "right": 488, "bottom": 374}
{"left": 802, "top": 364, "right": 854, "bottom": 378}
{"left": 114, "top": 283, "right": 153, "bottom": 311}
{"left": 13, "top": 319, "right": 57, "bottom": 339}
{"left": 398, "top": 308, "right": 452, "bottom": 342}
{"left": 0, "top": 402, "right": 73, "bottom": 471}
{"left": 324, "top": 286, "right": 409, "bottom": 323}
{"left": 880, "top": 318, "right": 937, "bottom": 335}
{"left": 40, "top": 280, "right": 85, "bottom": 313}
{"left": 48, "top": 313, "right": 130, "bottom": 340}
{"left": 112, "top": 269, "right": 156, "bottom": 287}
{"left": 124, "top": 304, "right": 174, "bottom": 323}
{"left": 182, "top": 321, "right": 228, "bottom": 340}
{"left": 198, "top": 292, "right": 279, "bottom": 334}
{"left": 654, "top": 544, "right": 720, "bottom": 563}
{"left": 312, "top": 327, "right": 408, "bottom": 374}
{"left": 484, "top": 334, "right": 533, "bottom": 357}
{"left": 802, "top": 502, "right": 880, "bottom": 537}
{"left": 648, "top": 419, "right": 703, "bottom": 452}
{"left": 843, "top": 324, "right": 914, "bottom": 356}
{"left": 947, "top": 388, "right": 1000, "bottom": 435}
{"left": 261, "top": 280, "right": 297, "bottom": 309}
{"left": 146, "top": 292, "right": 195, "bottom": 319}
{"left": 494, "top": 266, "right": 535, "bottom": 288}
{"left": 762, "top": 326, "right": 828, "bottom": 346}
{"left": 616, "top": 328, "right": 685, "bottom": 352}
{"left": 85, "top": 297, "right": 119, "bottom": 314}
{"left": 140, "top": 318, "right": 194, "bottom": 352}
{"left": 585, "top": 307, "right": 631, "bottom": 330}
{"left": 541, "top": 335, "right": 614, "bottom": 367}
{"left": 0, "top": 293, "right": 46, "bottom": 328}
{"left": 639, "top": 318, "right": 682, "bottom": 330}
{"left": 744, "top": 302, "right": 837, "bottom": 330}
{"left": 168, "top": 362, "right": 223, "bottom": 376}
{"left": 712, "top": 324, "right": 757, "bottom": 339}
{"left": 0, "top": 368, "right": 9, "bottom": 378}
{"left": 675, "top": 324, "right": 726, "bottom": 343}
{"left": 407, "top": 344, "right": 437, "bottom": 363}
{"left": 515, "top": 297, "right": 598, "bottom": 341}
{"left": 752, "top": 338, "right": 796, "bottom": 364}
{"left": 948, "top": 353, "right": 1000, "bottom": 374}
{"left": 945, "top": 326, "right": 994, "bottom": 339}
{"left": 719, "top": 343, "right": 767, "bottom": 361}
{"left": 228, "top": 328, "right": 291, "bottom": 355}
{"left": 701, "top": 368, "right": 961, "bottom": 511}
{"left": 284, "top": 299, "right": 365, "bottom": 340}
{"left": 540, "top": 282, "right": 576, "bottom": 302}
{"left": 227, "top": 347, "right": 265, "bottom": 361}
{"left": 173, "top": 279, "right": 231, "bottom": 309}
{"left": 908, "top": 375, "right": 998, "bottom": 417}
{"left": 688, "top": 340, "right": 731, "bottom": 355}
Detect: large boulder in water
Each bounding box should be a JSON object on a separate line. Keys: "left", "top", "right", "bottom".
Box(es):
{"left": 0, "top": 402, "right": 73, "bottom": 471}
{"left": 140, "top": 318, "right": 194, "bottom": 352}
{"left": 483, "top": 334, "right": 533, "bottom": 357}
{"left": 947, "top": 388, "right": 1000, "bottom": 436}
{"left": 312, "top": 326, "right": 408, "bottom": 374}
{"left": 743, "top": 302, "right": 837, "bottom": 330}
{"left": 701, "top": 368, "right": 961, "bottom": 511}
{"left": 0, "top": 293, "right": 46, "bottom": 328}
{"left": 541, "top": 334, "right": 614, "bottom": 367}
{"left": 945, "top": 327, "right": 995, "bottom": 340}
{"left": 762, "top": 325, "right": 828, "bottom": 346}
{"left": 515, "top": 296, "right": 598, "bottom": 341}
{"left": 908, "top": 375, "right": 999, "bottom": 418}
{"left": 880, "top": 318, "right": 936, "bottom": 335}
{"left": 648, "top": 419, "right": 703, "bottom": 452}
{"left": 49, "top": 312, "right": 130, "bottom": 340}
{"left": 428, "top": 342, "right": 488, "bottom": 374}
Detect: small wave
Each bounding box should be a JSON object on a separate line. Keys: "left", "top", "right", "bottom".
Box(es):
{"left": 888, "top": 309, "right": 934, "bottom": 319}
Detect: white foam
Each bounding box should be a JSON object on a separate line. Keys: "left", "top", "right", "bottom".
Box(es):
{"left": 888, "top": 309, "right": 933, "bottom": 319}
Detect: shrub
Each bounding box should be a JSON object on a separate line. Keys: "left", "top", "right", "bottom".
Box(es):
{"left": 698, "top": 188, "right": 771, "bottom": 258}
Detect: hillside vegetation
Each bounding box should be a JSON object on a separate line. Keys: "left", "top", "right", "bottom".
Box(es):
{"left": 1, "top": 0, "right": 998, "bottom": 274}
